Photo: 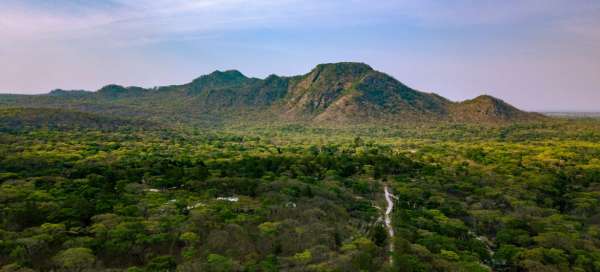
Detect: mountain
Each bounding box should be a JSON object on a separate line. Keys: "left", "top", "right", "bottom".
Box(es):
{"left": 449, "top": 95, "right": 545, "bottom": 122}
{"left": 0, "top": 62, "right": 543, "bottom": 126}
{"left": 282, "top": 63, "right": 451, "bottom": 122}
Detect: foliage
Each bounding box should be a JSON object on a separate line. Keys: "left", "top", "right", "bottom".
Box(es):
{"left": 1, "top": 115, "right": 600, "bottom": 271}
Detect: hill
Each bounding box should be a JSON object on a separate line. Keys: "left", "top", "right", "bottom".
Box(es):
{"left": 0, "top": 62, "right": 543, "bottom": 126}
{"left": 449, "top": 95, "right": 546, "bottom": 122}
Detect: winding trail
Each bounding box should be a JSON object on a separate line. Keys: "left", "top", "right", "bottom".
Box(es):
{"left": 384, "top": 185, "right": 395, "bottom": 264}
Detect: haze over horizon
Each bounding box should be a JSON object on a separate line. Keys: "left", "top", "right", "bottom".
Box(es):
{"left": 1, "top": 0, "right": 599, "bottom": 112}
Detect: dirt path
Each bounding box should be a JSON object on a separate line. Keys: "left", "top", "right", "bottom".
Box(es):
{"left": 384, "top": 185, "right": 395, "bottom": 264}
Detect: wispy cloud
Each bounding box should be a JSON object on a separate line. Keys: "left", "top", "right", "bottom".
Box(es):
{"left": 0, "top": 0, "right": 309, "bottom": 45}
{"left": 1, "top": 0, "right": 599, "bottom": 111}
{"left": 4, "top": 0, "right": 600, "bottom": 44}
{"left": 399, "top": 0, "right": 593, "bottom": 27}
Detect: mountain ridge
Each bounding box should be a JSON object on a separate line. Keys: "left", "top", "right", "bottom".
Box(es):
{"left": 0, "top": 62, "right": 544, "bottom": 125}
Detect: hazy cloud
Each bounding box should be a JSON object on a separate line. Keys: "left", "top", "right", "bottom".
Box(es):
{"left": 1, "top": 0, "right": 599, "bottom": 111}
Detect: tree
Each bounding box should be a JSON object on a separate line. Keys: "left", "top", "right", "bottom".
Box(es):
{"left": 146, "top": 256, "right": 176, "bottom": 272}
{"left": 370, "top": 223, "right": 388, "bottom": 247}
{"left": 52, "top": 247, "right": 96, "bottom": 272}
{"left": 206, "top": 254, "right": 235, "bottom": 272}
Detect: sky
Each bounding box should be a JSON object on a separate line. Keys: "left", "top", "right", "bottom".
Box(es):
{"left": 1, "top": 0, "right": 599, "bottom": 111}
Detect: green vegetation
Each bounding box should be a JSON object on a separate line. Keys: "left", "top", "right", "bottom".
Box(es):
{"left": 1, "top": 111, "right": 600, "bottom": 271}
{"left": 0, "top": 62, "right": 595, "bottom": 271}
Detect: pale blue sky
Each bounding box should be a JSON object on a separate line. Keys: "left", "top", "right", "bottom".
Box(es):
{"left": 1, "top": 0, "right": 599, "bottom": 111}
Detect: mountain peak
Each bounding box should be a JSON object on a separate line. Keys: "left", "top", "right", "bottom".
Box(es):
{"left": 297, "top": 62, "right": 375, "bottom": 91}
{"left": 209, "top": 69, "right": 246, "bottom": 78}
{"left": 191, "top": 70, "right": 248, "bottom": 84}
{"left": 282, "top": 62, "right": 376, "bottom": 117}
{"left": 463, "top": 95, "right": 514, "bottom": 109}
{"left": 284, "top": 62, "right": 451, "bottom": 122}
{"left": 188, "top": 69, "right": 250, "bottom": 93}
{"left": 315, "top": 62, "right": 372, "bottom": 69}
{"left": 449, "top": 94, "right": 542, "bottom": 122}
{"left": 310, "top": 62, "right": 373, "bottom": 76}
{"left": 471, "top": 94, "right": 501, "bottom": 102}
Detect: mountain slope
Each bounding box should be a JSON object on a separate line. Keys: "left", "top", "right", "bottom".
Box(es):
{"left": 0, "top": 62, "right": 542, "bottom": 125}
{"left": 280, "top": 63, "right": 450, "bottom": 122}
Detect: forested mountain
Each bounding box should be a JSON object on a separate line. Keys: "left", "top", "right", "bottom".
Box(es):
{"left": 0, "top": 63, "right": 542, "bottom": 126}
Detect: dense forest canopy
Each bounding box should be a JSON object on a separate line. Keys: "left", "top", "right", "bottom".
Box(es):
{"left": 1, "top": 107, "right": 600, "bottom": 271}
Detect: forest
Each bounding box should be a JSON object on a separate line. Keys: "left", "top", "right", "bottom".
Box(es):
{"left": 2, "top": 112, "right": 600, "bottom": 271}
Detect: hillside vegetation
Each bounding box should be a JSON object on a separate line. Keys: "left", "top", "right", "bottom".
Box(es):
{"left": 0, "top": 108, "right": 160, "bottom": 132}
